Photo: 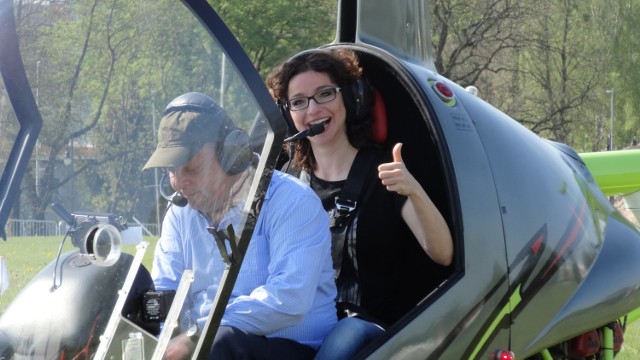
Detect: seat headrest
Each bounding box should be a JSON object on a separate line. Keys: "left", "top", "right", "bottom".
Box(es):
{"left": 371, "top": 89, "right": 387, "bottom": 144}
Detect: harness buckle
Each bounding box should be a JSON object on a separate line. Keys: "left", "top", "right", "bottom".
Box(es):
{"left": 335, "top": 197, "right": 357, "bottom": 214}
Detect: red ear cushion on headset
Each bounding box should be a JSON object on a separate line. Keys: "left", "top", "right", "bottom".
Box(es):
{"left": 370, "top": 89, "right": 387, "bottom": 144}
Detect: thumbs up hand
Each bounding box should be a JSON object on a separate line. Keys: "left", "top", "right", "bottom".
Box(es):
{"left": 378, "top": 143, "right": 420, "bottom": 197}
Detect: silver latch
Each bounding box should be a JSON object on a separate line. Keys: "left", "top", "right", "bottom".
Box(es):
{"left": 335, "top": 197, "right": 357, "bottom": 214}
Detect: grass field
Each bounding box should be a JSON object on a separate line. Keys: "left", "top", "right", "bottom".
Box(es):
{"left": 619, "top": 320, "right": 640, "bottom": 359}
{"left": 2, "top": 236, "right": 640, "bottom": 358}
{"left": 0, "top": 235, "right": 159, "bottom": 314}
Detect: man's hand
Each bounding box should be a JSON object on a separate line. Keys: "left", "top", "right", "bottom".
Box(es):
{"left": 163, "top": 333, "right": 197, "bottom": 360}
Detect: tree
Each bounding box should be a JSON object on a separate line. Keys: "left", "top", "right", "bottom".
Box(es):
{"left": 506, "top": 0, "right": 612, "bottom": 146}
{"left": 14, "top": 0, "right": 122, "bottom": 220}
{"left": 611, "top": 0, "right": 640, "bottom": 149}
{"left": 431, "top": 0, "right": 531, "bottom": 88}
{"left": 8, "top": 0, "right": 635, "bottom": 224}
{"left": 214, "top": 0, "right": 337, "bottom": 77}
{"left": 10, "top": 0, "right": 338, "bottom": 223}
{"left": 430, "top": 0, "right": 620, "bottom": 151}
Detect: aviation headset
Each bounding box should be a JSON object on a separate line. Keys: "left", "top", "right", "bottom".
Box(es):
{"left": 277, "top": 49, "right": 374, "bottom": 136}
{"left": 163, "top": 92, "right": 253, "bottom": 176}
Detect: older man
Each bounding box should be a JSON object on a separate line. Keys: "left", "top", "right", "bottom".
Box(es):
{"left": 143, "top": 92, "right": 337, "bottom": 360}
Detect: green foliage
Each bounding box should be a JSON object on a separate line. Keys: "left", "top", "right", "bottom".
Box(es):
{"left": 212, "top": 0, "right": 337, "bottom": 77}
{"left": 8, "top": 0, "right": 337, "bottom": 222}
{"left": 430, "top": 0, "right": 632, "bottom": 152}
{"left": 6, "top": 0, "right": 639, "bottom": 223}
{"left": 612, "top": 0, "right": 640, "bottom": 148}
{"left": 510, "top": 1, "right": 610, "bottom": 145}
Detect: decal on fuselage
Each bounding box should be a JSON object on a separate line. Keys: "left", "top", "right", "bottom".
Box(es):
{"left": 429, "top": 198, "right": 589, "bottom": 359}
{"left": 471, "top": 198, "right": 588, "bottom": 357}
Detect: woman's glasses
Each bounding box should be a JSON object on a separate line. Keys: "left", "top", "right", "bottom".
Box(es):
{"left": 287, "top": 87, "right": 342, "bottom": 111}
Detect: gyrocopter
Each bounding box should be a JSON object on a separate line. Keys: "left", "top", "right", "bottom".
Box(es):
{"left": 1, "top": 0, "right": 640, "bottom": 359}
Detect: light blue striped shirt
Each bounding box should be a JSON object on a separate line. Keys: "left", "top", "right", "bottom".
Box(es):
{"left": 152, "top": 171, "right": 337, "bottom": 349}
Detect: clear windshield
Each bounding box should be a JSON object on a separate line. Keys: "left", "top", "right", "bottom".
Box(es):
{"left": 0, "top": 0, "right": 276, "bottom": 358}
{"left": 0, "top": 90, "right": 13, "bottom": 175}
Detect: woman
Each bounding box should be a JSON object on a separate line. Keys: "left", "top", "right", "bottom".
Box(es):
{"left": 267, "top": 48, "right": 453, "bottom": 359}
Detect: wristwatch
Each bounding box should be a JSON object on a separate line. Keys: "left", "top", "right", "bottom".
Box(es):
{"left": 186, "top": 324, "right": 200, "bottom": 343}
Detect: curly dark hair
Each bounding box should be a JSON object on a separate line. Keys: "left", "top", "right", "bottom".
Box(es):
{"left": 266, "top": 48, "right": 374, "bottom": 172}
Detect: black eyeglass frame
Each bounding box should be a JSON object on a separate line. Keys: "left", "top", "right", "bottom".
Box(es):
{"left": 286, "top": 87, "right": 342, "bottom": 111}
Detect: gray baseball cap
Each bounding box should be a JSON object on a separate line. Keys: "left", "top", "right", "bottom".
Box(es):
{"left": 143, "top": 92, "right": 230, "bottom": 170}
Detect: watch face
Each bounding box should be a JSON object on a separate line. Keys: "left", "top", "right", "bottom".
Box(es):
{"left": 186, "top": 324, "right": 199, "bottom": 339}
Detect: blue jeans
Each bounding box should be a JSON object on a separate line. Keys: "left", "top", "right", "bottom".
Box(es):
{"left": 314, "top": 317, "right": 385, "bottom": 360}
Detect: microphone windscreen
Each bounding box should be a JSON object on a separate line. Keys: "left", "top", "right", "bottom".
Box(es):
{"left": 171, "top": 193, "right": 188, "bottom": 207}
{"left": 307, "top": 122, "right": 326, "bottom": 137}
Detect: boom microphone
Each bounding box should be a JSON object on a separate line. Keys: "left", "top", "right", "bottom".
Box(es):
{"left": 284, "top": 122, "right": 327, "bottom": 142}
{"left": 159, "top": 172, "right": 188, "bottom": 207}
{"left": 170, "top": 192, "right": 188, "bottom": 207}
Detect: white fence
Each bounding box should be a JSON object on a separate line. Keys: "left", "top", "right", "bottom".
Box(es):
{"left": 4, "top": 219, "right": 61, "bottom": 237}
{"left": 3, "top": 219, "right": 160, "bottom": 237}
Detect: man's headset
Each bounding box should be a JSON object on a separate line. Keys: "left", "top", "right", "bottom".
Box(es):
{"left": 160, "top": 92, "right": 253, "bottom": 207}
{"left": 164, "top": 92, "right": 253, "bottom": 176}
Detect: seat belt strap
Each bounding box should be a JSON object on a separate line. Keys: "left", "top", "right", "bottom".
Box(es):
{"left": 331, "top": 148, "right": 376, "bottom": 275}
